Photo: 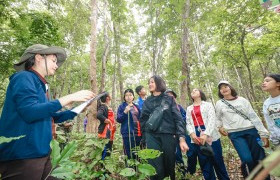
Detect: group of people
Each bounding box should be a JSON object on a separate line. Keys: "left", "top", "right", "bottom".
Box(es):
{"left": 0, "top": 44, "right": 279, "bottom": 180}
{"left": 95, "top": 73, "right": 279, "bottom": 180}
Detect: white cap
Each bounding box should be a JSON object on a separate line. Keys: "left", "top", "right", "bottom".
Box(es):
{"left": 218, "top": 80, "right": 230, "bottom": 88}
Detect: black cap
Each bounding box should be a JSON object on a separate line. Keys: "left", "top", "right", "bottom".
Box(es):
{"left": 165, "top": 89, "right": 177, "bottom": 98}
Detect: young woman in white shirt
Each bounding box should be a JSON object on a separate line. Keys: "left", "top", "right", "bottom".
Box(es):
{"left": 187, "top": 89, "right": 229, "bottom": 180}
{"left": 216, "top": 80, "right": 269, "bottom": 179}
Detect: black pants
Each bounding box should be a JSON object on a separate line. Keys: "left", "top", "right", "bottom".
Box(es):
{"left": 145, "top": 132, "right": 177, "bottom": 180}
{"left": 0, "top": 154, "right": 57, "bottom": 180}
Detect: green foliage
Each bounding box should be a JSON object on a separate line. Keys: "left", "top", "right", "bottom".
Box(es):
{"left": 0, "top": 135, "right": 25, "bottom": 144}
{"left": 263, "top": 148, "right": 280, "bottom": 177}
{"left": 120, "top": 168, "right": 136, "bottom": 177}
{"left": 49, "top": 140, "right": 77, "bottom": 179}
{"left": 48, "top": 132, "right": 160, "bottom": 179}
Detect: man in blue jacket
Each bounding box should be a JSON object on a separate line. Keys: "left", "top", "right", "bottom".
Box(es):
{"left": 0, "top": 44, "right": 94, "bottom": 180}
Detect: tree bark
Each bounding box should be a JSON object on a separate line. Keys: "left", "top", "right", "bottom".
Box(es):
{"left": 240, "top": 28, "right": 263, "bottom": 119}
{"left": 180, "top": 0, "right": 192, "bottom": 109}
{"left": 111, "top": 54, "right": 117, "bottom": 111}
{"left": 113, "top": 22, "right": 124, "bottom": 99}
{"left": 100, "top": 19, "right": 110, "bottom": 93}
{"left": 87, "top": 0, "right": 99, "bottom": 134}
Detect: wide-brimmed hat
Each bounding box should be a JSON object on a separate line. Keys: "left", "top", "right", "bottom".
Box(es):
{"left": 218, "top": 80, "right": 230, "bottom": 89}
{"left": 165, "top": 89, "right": 177, "bottom": 98}
{"left": 14, "top": 44, "right": 67, "bottom": 71}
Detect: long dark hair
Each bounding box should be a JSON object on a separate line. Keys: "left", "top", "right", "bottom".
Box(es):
{"left": 149, "top": 75, "right": 166, "bottom": 93}
{"left": 218, "top": 84, "right": 238, "bottom": 99}
{"left": 191, "top": 89, "right": 207, "bottom": 102}
{"left": 123, "top": 89, "right": 134, "bottom": 102}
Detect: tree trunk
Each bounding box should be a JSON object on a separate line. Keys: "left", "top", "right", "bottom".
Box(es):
{"left": 111, "top": 54, "right": 117, "bottom": 111}
{"left": 180, "top": 0, "right": 192, "bottom": 109}
{"left": 59, "top": 62, "right": 68, "bottom": 97}
{"left": 240, "top": 29, "right": 263, "bottom": 118}
{"left": 113, "top": 22, "right": 123, "bottom": 99}
{"left": 100, "top": 20, "right": 110, "bottom": 93}
{"left": 87, "top": 0, "right": 99, "bottom": 134}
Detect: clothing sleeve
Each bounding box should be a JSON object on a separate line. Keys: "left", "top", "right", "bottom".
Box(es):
{"left": 171, "top": 98, "right": 186, "bottom": 138}
{"left": 204, "top": 103, "right": 216, "bottom": 137}
{"left": 140, "top": 101, "right": 149, "bottom": 132}
{"left": 97, "top": 105, "right": 107, "bottom": 123}
{"left": 263, "top": 103, "right": 279, "bottom": 145}
{"left": 215, "top": 101, "right": 223, "bottom": 128}
{"left": 244, "top": 98, "right": 269, "bottom": 138}
{"left": 52, "top": 110, "right": 77, "bottom": 123}
{"left": 179, "top": 106, "right": 186, "bottom": 121}
{"left": 186, "top": 107, "right": 195, "bottom": 135}
{"left": 117, "top": 105, "right": 128, "bottom": 123}
{"left": 12, "top": 73, "right": 62, "bottom": 124}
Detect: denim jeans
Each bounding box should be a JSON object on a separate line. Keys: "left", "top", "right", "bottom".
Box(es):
{"left": 186, "top": 126, "right": 216, "bottom": 180}
{"left": 211, "top": 139, "right": 230, "bottom": 180}
{"left": 228, "top": 128, "right": 269, "bottom": 179}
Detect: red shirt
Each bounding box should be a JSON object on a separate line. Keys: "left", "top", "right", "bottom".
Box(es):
{"left": 191, "top": 105, "right": 204, "bottom": 127}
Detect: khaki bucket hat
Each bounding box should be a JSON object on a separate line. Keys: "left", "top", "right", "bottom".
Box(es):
{"left": 14, "top": 44, "right": 67, "bottom": 71}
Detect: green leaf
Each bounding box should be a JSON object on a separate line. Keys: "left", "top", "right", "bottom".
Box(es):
{"left": 138, "top": 163, "right": 156, "bottom": 176}
{"left": 50, "top": 140, "right": 61, "bottom": 167}
{"left": 137, "top": 149, "right": 161, "bottom": 160}
{"left": 51, "top": 166, "right": 74, "bottom": 179}
{"left": 120, "top": 168, "right": 135, "bottom": 177}
{"left": 0, "top": 135, "right": 25, "bottom": 144}
{"left": 59, "top": 141, "right": 77, "bottom": 163}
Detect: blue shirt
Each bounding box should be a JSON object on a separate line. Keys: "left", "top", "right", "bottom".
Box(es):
{"left": 135, "top": 97, "right": 145, "bottom": 111}
{"left": 0, "top": 71, "right": 74, "bottom": 161}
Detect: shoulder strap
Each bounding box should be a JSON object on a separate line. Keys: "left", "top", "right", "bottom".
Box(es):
{"left": 221, "top": 99, "right": 250, "bottom": 120}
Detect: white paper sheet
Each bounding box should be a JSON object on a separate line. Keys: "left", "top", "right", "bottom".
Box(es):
{"left": 71, "top": 92, "right": 107, "bottom": 114}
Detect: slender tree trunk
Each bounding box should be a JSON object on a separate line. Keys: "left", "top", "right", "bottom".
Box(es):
{"left": 111, "top": 54, "right": 117, "bottom": 111}
{"left": 87, "top": 0, "right": 98, "bottom": 134}
{"left": 180, "top": 0, "right": 192, "bottom": 109}
{"left": 100, "top": 20, "right": 110, "bottom": 93}
{"left": 59, "top": 62, "right": 68, "bottom": 97}
{"left": 149, "top": 0, "right": 158, "bottom": 75}
{"left": 240, "top": 29, "right": 263, "bottom": 118}
{"left": 113, "top": 22, "right": 123, "bottom": 99}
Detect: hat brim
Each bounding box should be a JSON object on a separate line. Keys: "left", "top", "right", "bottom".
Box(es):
{"left": 14, "top": 46, "right": 67, "bottom": 71}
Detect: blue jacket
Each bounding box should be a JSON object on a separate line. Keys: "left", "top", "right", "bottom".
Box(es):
{"left": 178, "top": 104, "right": 186, "bottom": 122}
{"left": 135, "top": 97, "right": 145, "bottom": 111}
{"left": 117, "top": 102, "right": 141, "bottom": 137}
{"left": 0, "top": 71, "right": 76, "bottom": 161}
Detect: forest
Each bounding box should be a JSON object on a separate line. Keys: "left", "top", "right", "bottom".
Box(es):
{"left": 0, "top": 0, "right": 280, "bottom": 179}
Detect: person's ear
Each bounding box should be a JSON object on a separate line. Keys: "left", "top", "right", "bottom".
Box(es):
{"left": 35, "top": 54, "right": 43, "bottom": 63}
{"left": 276, "top": 82, "right": 280, "bottom": 90}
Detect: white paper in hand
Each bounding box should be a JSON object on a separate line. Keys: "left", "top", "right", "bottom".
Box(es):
{"left": 71, "top": 92, "right": 107, "bottom": 114}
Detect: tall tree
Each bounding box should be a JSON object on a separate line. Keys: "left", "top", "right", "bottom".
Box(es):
{"left": 180, "top": 0, "right": 192, "bottom": 108}
{"left": 87, "top": 0, "right": 98, "bottom": 134}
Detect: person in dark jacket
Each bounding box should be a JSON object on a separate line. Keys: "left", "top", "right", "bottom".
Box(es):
{"left": 0, "top": 44, "right": 94, "bottom": 180}
{"left": 97, "top": 92, "right": 116, "bottom": 160}
{"left": 117, "top": 89, "right": 142, "bottom": 160}
{"left": 140, "top": 75, "right": 189, "bottom": 180}
{"left": 165, "top": 89, "right": 191, "bottom": 175}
